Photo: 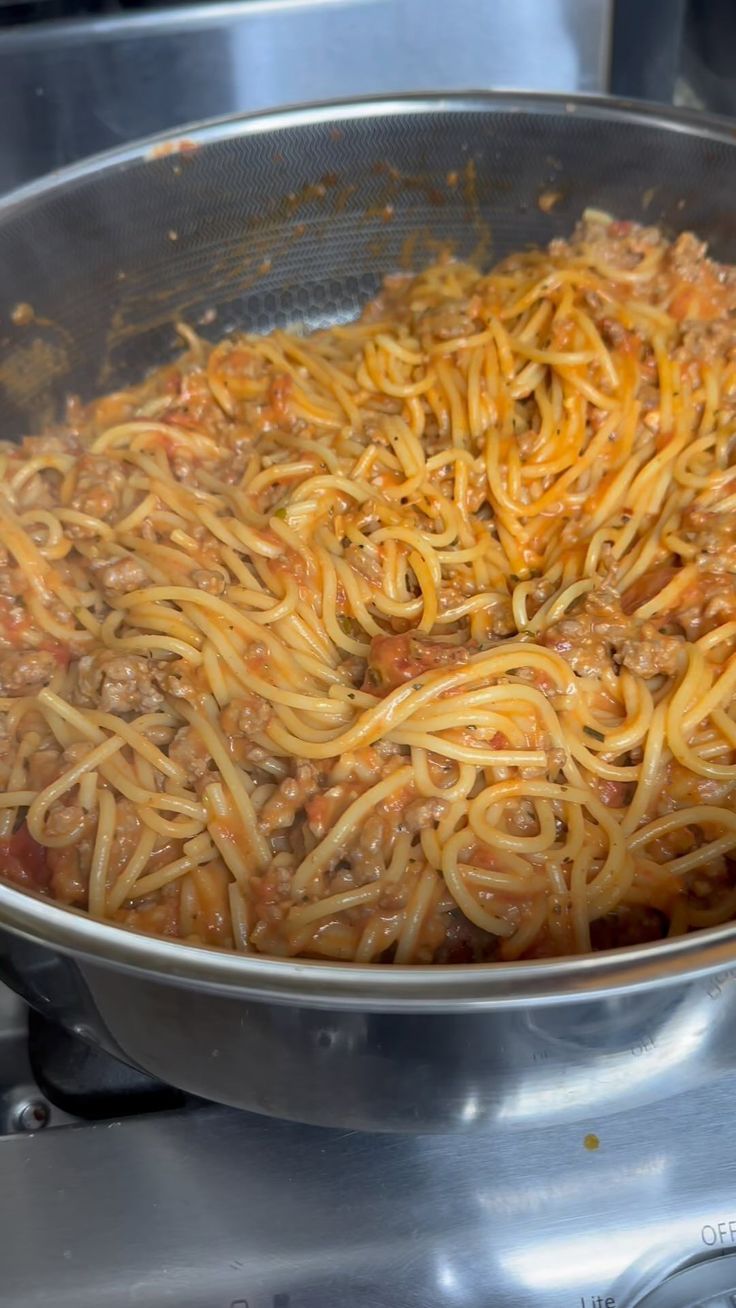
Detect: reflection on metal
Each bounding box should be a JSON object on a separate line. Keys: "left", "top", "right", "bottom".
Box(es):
{"left": 495, "top": 988, "right": 713, "bottom": 1124}
{"left": 0, "top": 0, "right": 613, "bottom": 192}
{"left": 0, "top": 1071, "right": 734, "bottom": 1305}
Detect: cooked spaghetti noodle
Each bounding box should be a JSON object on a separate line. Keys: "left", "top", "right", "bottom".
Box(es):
{"left": 2, "top": 210, "right": 736, "bottom": 962}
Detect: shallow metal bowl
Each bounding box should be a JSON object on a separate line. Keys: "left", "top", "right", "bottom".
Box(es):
{"left": 2, "top": 93, "right": 736, "bottom": 1129}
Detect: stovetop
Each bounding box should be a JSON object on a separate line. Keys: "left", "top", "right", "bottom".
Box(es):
{"left": 0, "top": 981, "right": 734, "bottom": 1308}
{"left": 2, "top": 2, "right": 736, "bottom": 1305}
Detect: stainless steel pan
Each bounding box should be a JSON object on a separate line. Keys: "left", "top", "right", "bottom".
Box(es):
{"left": 2, "top": 92, "right": 736, "bottom": 1130}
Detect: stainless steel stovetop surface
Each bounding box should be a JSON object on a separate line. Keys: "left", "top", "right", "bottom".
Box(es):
{"left": 1, "top": 999, "right": 736, "bottom": 1308}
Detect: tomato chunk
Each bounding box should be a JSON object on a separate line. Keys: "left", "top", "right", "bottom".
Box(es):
{"left": 0, "top": 823, "right": 50, "bottom": 893}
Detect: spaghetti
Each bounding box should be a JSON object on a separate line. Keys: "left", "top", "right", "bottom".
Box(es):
{"left": 2, "top": 210, "right": 736, "bottom": 963}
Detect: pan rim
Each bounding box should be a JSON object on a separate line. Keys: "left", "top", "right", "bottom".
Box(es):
{"left": 2, "top": 88, "right": 736, "bottom": 218}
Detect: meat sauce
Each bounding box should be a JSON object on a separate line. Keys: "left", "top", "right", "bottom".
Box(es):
{"left": 2, "top": 213, "right": 736, "bottom": 964}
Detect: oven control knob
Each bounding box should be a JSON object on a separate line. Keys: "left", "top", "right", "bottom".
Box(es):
{"left": 634, "top": 1251, "right": 736, "bottom": 1307}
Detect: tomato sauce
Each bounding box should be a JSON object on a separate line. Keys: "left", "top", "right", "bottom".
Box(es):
{"left": 0, "top": 824, "right": 50, "bottom": 893}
